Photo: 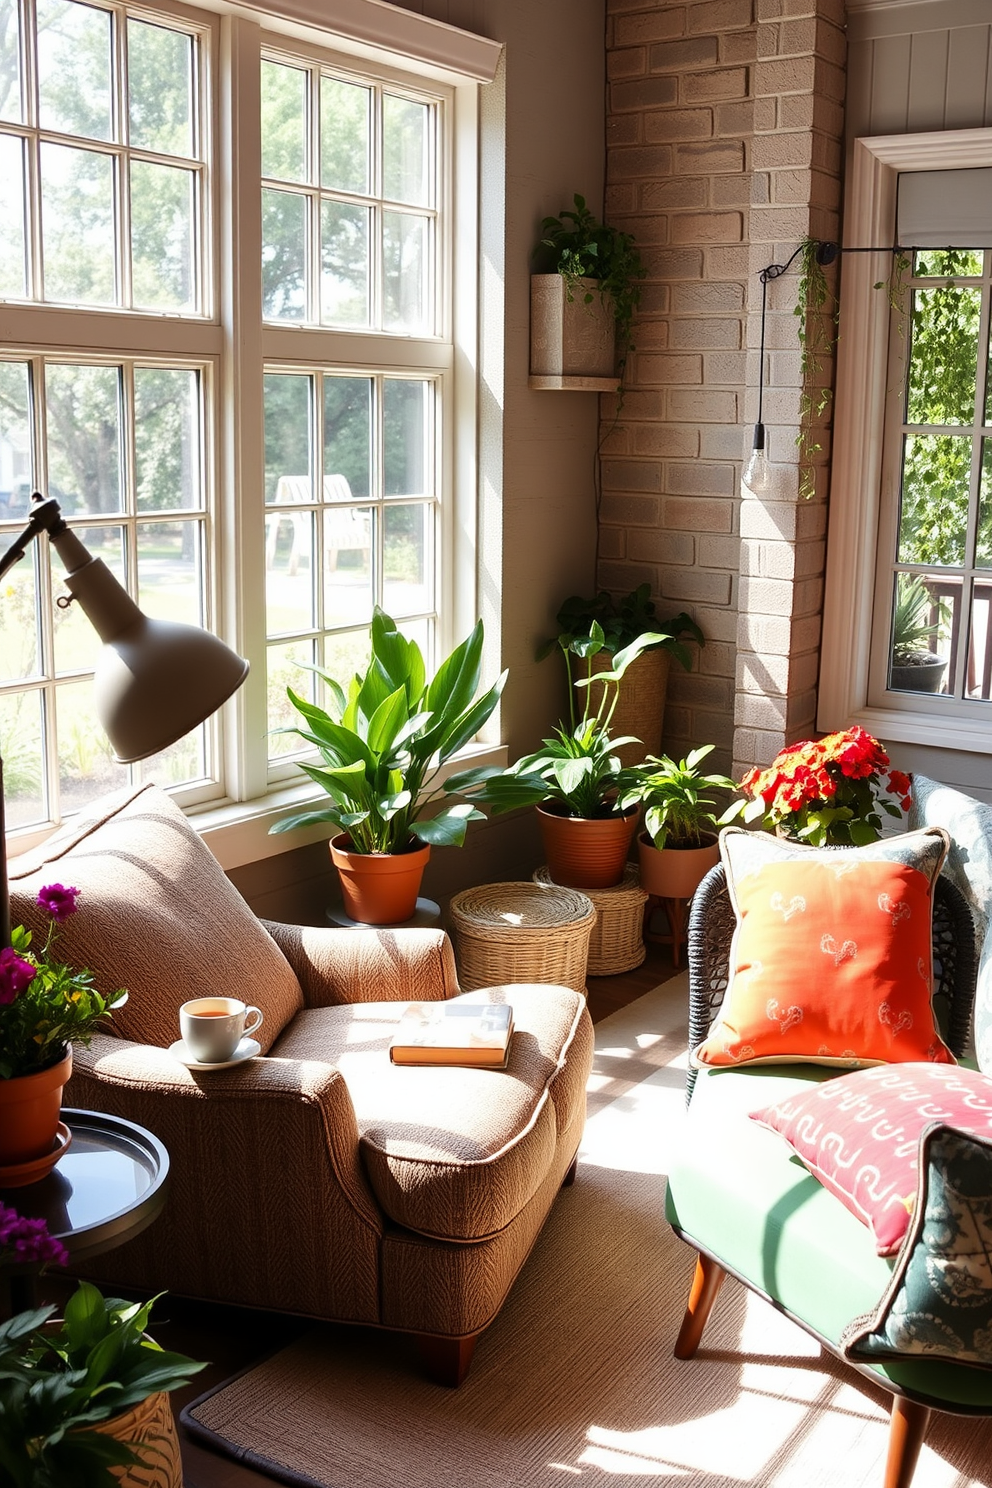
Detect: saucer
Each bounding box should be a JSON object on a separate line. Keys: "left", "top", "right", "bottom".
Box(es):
{"left": 168, "top": 1037, "right": 262, "bottom": 1070}
{"left": 0, "top": 1121, "right": 73, "bottom": 1188}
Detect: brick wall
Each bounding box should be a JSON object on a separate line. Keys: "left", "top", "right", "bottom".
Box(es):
{"left": 603, "top": 0, "right": 845, "bottom": 777}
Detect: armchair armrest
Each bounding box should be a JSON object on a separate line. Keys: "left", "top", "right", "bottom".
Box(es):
{"left": 65, "top": 1034, "right": 385, "bottom": 1322}
{"left": 260, "top": 921, "right": 460, "bottom": 1008}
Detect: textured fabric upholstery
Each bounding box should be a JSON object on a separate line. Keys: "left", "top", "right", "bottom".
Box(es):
{"left": 270, "top": 985, "right": 589, "bottom": 1241}
{"left": 8, "top": 783, "right": 303, "bottom": 1054}
{"left": 263, "top": 919, "right": 459, "bottom": 1008}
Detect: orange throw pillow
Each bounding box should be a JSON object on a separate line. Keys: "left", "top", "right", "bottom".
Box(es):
{"left": 691, "top": 826, "right": 954, "bottom": 1070}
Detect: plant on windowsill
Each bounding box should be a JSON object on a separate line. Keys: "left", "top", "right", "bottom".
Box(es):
{"left": 618, "top": 746, "right": 737, "bottom": 901}
{"left": 890, "top": 575, "right": 948, "bottom": 694}
{"left": 270, "top": 607, "right": 506, "bottom": 925}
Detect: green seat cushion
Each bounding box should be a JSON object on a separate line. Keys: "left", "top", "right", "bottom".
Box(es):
{"left": 666, "top": 1064, "right": 992, "bottom": 1411}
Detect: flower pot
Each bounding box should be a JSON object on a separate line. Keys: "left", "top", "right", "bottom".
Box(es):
{"left": 637, "top": 830, "right": 720, "bottom": 900}
{"left": 580, "top": 648, "right": 671, "bottom": 768}
{"left": 0, "top": 1049, "right": 72, "bottom": 1180}
{"left": 530, "top": 274, "right": 616, "bottom": 379}
{"left": 329, "top": 836, "right": 430, "bottom": 925}
{"left": 537, "top": 803, "right": 638, "bottom": 890}
{"left": 90, "top": 1389, "right": 183, "bottom": 1487}
{"left": 890, "top": 651, "right": 947, "bottom": 694}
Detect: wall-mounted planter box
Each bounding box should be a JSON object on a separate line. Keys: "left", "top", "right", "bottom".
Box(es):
{"left": 528, "top": 274, "right": 618, "bottom": 391}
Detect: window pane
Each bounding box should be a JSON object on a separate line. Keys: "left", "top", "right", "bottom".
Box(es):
{"left": 266, "top": 508, "right": 315, "bottom": 633}
{"left": 324, "top": 378, "right": 372, "bottom": 499}
{"left": 383, "top": 502, "right": 430, "bottom": 618}
{"left": 382, "top": 211, "right": 428, "bottom": 333}
{"left": 137, "top": 519, "right": 201, "bottom": 625}
{"left": 324, "top": 505, "right": 373, "bottom": 626}
{"left": 320, "top": 77, "right": 369, "bottom": 196}
{"left": 130, "top": 160, "right": 195, "bottom": 311}
{"left": 906, "top": 285, "right": 980, "bottom": 426}
{"left": 261, "top": 59, "right": 307, "bottom": 184}
{"left": 45, "top": 363, "right": 122, "bottom": 516}
{"left": 138, "top": 723, "right": 206, "bottom": 786}
{"left": 967, "top": 577, "right": 992, "bottom": 701}
{"left": 898, "top": 434, "right": 970, "bottom": 568}
{"left": 57, "top": 679, "right": 125, "bottom": 809}
{"left": 0, "top": 135, "right": 25, "bottom": 297}
{"left": 320, "top": 200, "right": 369, "bottom": 326}
{"left": 0, "top": 360, "right": 32, "bottom": 523}
{"left": 888, "top": 573, "right": 953, "bottom": 696}
{"left": 267, "top": 637, "right": 316, "bottom": 758}
{"left": 979, "top": 439, "right": 992, "bottom": 570}
{"left": 54, "top": 524, "right": 124, "bottom": 672}
{"left": 0, "top": 4, "right": 23, "bottom": 122}
{"left": 37, "top": 0, "right": 113, "bottom": 141}
{"left": 914, "top": 249, "right": 984, "bottom": 278}
{"left": 384, "top": 380, "right": 428, "bottom": 495}
{"left": 319, "top": 629, "right": 371, "bottom": 700}
{"left": 135, "top": 368, "right": 200, "bottom": 512}
{"left": 41, "top": 142, "right": 116, "bottom": 305}
{"left": 262, "top": 188, "right": 306, "bottom": 321}
{"left": 382, "top": 95, "right": 429, "bottom": 207}
{"left": 264, "top": 374, "right": 312, "bottom": 503}
{"left": 127, "top": 19, "right": 193, "bottom": 157}
{"left": 0, "top": 689, "right": 46, "bottom": 828}
{"left": 0, "top": 554, "right": 40, "bottom": 681}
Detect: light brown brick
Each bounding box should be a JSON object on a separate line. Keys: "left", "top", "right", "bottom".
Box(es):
{"left": 753, "top": 98, "right": 777, "bottom": 132}
{"left": 703, "top": 349, "right": 748, "bottom": 382}
{"left": 670, "top": 316, "right": 742, "bottom": 348}
{"left": 607, "top": 115, "right": 642, "bottom": 147}
{"left": 719, "top": 30, "right": 758, "bottom": 64}
{"left": 682, "top": 67, "right": 749, "bottom": 101}
{"left": 750, "top": 130, "right": 811, "bottom": 169}
{"left": 642, "top": 247, "right": 704, "bottom": 279}
{"left": 671, "top": 210, "right": 743, "bottom": 243}
{"left": 753, "top": 54, "right": 816, "bottom": 94}
{"left": 599, "top": 424, "right": 631, "bottom": 457}
{"left": 688, "top": 0, "right": 754, "bottom": 31}
{"left": 631, "top": 319, "right": 671, "bottom": 348}
{"left": 631, "top": 529, "right": 696, "bottom": 564}
{"left": 648, "top": 36, "right": 720, "bottom": 71}
{"left": 605, "top": 182, "right": 639, "bottom": 215}
{"left": 705, "top": 244, "right": 751, "bottom": 278}
{"left": 612, "top": 76, "right": 681, "bottom": 111}
{"left": 664, "top": 495, "right": 735, "bottom": 530}
{"left": 632, "top": 423, "right": 700, "bottom": 457}
{"left": 696, "top": 606, "right": 740, "bottom": 643}
{"left": 607, "top": 46, "right": 648, "bottom": 80}
{"left": 697, "top": 534, "right": 741, "bottom": 569}
{"left": 610, "top": 389, "right": 667, "bottom": 421}
{"left": 738, "top": 650, "right": 792, "bottom": 693}
{"left": 598, "top": 560, "right": 658, "bottom": 593}
{"left": 700, "top": 423, "right": 748, "bottom": 460}
{"left": 668, "top": 386, "right": 739, "bottom": 422}
{"left": 599, "top": 493, "right": 663, "bottom": 527}
{"left": 671, "top": 281, "right": 745, "bottom": 314}
{"left": 667, "top": 461, "right": 738, "bottom": 497}
{"left": 611, "top": 145, "right": 675, "bottom": 180}
{"left": 667, "top": 658, "right": 735, "bottom": 701}
{"left": 735, "top": 692, "right": 788, "bottom": 729}
{"left": 597, "top": 526, "right": 627, "bottom": 561}
{"left": 634, "top": 286, "right": 673, "bottom": 315}
{"left": 636, "top": 352, "right": 704, "bottom": 384}
{"left": 615, "top": 8, "right": 689, "bottom": 44}
{"left": 712, "top": 173, "right": 752, "bottom": 206}
{"left": 645, "top": 107, "right": 715, "bottom": 142}
{"left": 601, "top": 458, "right": 663, "bottom": 493}
{"left": 641, "top": 177, "right": 709, "bottom": 210}
{"left": 674, "top": 138, "right": 746, "bottom": 173}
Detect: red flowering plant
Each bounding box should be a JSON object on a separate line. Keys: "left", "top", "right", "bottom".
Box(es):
{"left": 722, "top": 726, "right": 913, "bottom": 848}
{"left": 0, "top": 886, "right": 127, "bottom": 1080}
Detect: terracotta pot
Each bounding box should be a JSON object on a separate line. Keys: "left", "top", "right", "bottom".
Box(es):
{"left": 90, "top": 1389, "right": 183, "bottom": 1487}
{"left": 329, "top": 836, "right": 430, "bottom": 925}
{"left": 537, "top": 803, "right": 638, "bottom": 890}
{"left": 637, "top": 830, "right": 720, "bottom": 900}
{"left": 580, "top": 648, "right": 671, "bottom": 768}
{"left": 0, "top": 1049, "right": 72, "bottom": 1173}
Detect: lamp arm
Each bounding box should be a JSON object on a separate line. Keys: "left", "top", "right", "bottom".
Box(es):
{"left": 0, "top": 495, "right": 67, "bottom": 582}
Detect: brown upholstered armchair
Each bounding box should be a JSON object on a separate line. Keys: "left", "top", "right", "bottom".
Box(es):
{"left": 9, "top": 783, "right": 593, "bottom": 1385}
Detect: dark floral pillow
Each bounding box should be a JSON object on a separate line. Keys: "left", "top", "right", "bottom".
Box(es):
{"left": 842, "top": 1123, "right": 992, "bottom": 1368}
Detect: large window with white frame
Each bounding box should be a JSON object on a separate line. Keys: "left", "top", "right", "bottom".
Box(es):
{"left": 819, "top": 129, "right": 992, "bottom": 754}
{"left": 0, "top": 0, "right": 487, "bottom": 846}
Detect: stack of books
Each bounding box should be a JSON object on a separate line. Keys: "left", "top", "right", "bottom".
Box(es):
{"left": 389, "top": 1002, "right": 514, "bottom": 1068}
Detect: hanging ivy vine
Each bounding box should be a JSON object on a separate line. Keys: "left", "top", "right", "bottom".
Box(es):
{"left": 794, "top": 237, "right": 839, "bottom": 500}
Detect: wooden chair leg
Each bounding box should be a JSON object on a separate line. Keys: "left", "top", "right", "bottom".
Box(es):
{"left": 416, "top": 1331, "right": 479, "bottom": 1387}
{"left": 674, "top": 1253, "right": 727, "bottom": 1360}
{"left": 884, "top": 1396, "right": 931, "bottom": 1488}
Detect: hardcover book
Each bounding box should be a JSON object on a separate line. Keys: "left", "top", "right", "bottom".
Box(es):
{"left": 389, "top": 1002, "right": 514, "bottom": 1068}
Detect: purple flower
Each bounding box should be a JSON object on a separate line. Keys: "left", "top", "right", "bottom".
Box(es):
{"left": 0, "top": 947, "right": 37, "bottom": 1005}
{"left": 36, "top": 883, "right": 81, "bottom": 922}
{"left": 0, "top": 1202, "right": 68, "bottom": 1269}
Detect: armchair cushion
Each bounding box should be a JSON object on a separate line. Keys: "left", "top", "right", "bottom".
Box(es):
{"left": 692, "top": 827, "right": 954, "bottom": 1070}
{"left": 750, "top": 1062, "right": 992, "bottom": 1256}
{"left": 8, "top": 782, "right": 304, "bottom": 1053}
{"left": 842, "top": 1124, "right": 992, "bottom": 1369}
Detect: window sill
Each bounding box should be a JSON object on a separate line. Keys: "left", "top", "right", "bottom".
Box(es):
{"left": 849, "top": 705, "right": 990, "bottom": 755}
{"left": 189, "top": 742, "right": 508, "bottom": 872}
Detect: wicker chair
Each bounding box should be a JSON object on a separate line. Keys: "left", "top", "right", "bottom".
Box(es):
{"left": 666, "top": 864, "right": 991, "bottom": 1488}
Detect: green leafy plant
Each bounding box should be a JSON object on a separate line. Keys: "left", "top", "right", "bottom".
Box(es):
{"left": 892, "top": 575, "right": 944, "bottom": 663}
{"left": 456, "top": 624, "right": 667, "bottom": 821}
{"left": 269, "top": 607, "right": 506, "bottom": 853}
{"left": 0, "top": 1280, "right": 205, "bottom": 1488}
{"left": 794, "top": 237, "right": 839, "bottom": 500}
{"left": 540, "top": 584, "right": 703, "bottom": 671}
{"left": 535, "top": 194, "right": 646, "bottom": 378}
{"left": 0, "top": 886, "right": 127, "bottom": 1080}
{"left": 618, "top": 746, "right": 736, "bottom": 850}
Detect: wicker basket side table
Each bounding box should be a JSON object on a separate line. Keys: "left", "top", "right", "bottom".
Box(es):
{"left": 447, "top": 882, "right": 596, "bottom": 996}
{"left": 533, "top": 864, "right": 647, "bottom": 976}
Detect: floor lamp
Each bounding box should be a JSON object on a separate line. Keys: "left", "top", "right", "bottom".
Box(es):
{"left": 0, "top": 491, "right": 249, "bottom": 948}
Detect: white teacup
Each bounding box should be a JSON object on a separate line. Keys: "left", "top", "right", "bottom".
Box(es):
{"left": 180, "top": 997, "right": 263, "bottom": 1064}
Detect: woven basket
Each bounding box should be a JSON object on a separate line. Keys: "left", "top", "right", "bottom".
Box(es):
{"left": 580, "top": 648, "right": 670, "bottom": 767}
{"left": 447, "top": 882, "right": 596, "bottom": 995}
{"left": 534, "top": 864, "right": 647, "bottom": 975}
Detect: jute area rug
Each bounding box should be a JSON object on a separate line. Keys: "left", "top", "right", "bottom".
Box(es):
{"left": 182, "top": 976, "right": 992, "bottom": 1488}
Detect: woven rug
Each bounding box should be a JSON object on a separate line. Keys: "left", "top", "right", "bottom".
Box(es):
{"left": 182, "top": 976, "right": 992, "bottom": 1488}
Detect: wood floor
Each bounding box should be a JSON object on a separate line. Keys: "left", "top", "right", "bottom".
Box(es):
{"left": 41, "top": 939, "right": 681, "bottom": 1488}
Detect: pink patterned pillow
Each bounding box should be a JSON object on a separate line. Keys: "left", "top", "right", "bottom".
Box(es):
{"left": 750, "top": 1065, "right": 992, "bottom": 1256}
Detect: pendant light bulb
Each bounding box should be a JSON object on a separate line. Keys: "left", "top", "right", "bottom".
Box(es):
{"left": 742, "top": 423, "right": 771, "bottom": 494}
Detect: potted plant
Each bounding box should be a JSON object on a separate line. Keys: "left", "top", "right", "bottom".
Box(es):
{"left": 457, "top": 624, "right": 667, "bottom": 889}
{"left": 0, "top": 1238, "right": 205, "bottom": 1488}
{"left": 541, "top": 585, "right": 704, "bottom": 765}
{"left": 0, "top": 887, "right": 127, "bottom": 1186}
{"left": 721, "top": 725, "right": 913, "bottom": 848}
{"left": 270, "top": 607, "right": 505, "bottom": 924}
{"left": 890, "top": 575, "right": 948, "bottom": 693}
{"left": 530, "top": 193, "right": 646, "bottom": 384}
{"left": 618, "top": 746, "right": 737, "bottom": 900}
